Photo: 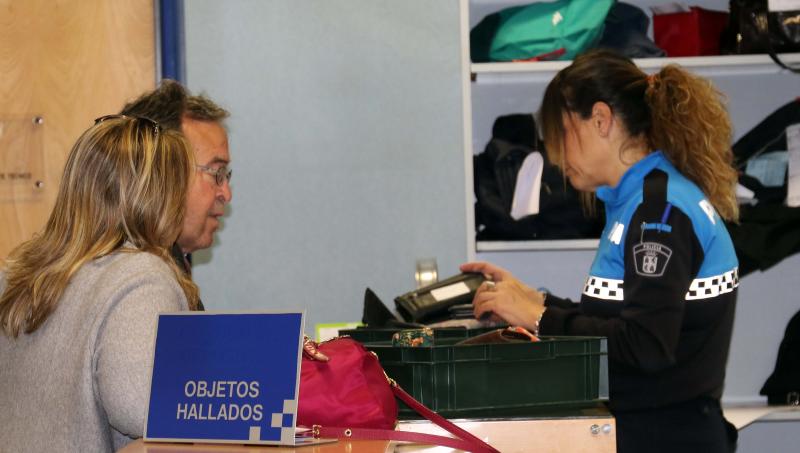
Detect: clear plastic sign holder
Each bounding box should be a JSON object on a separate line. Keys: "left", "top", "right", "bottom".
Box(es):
{"left": 0, "top": 116, "right": 45, "bottom": 201}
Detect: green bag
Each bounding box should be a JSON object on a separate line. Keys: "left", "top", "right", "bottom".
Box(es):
{"left": 471, "top": 0, "right": 615, "bottom": 62}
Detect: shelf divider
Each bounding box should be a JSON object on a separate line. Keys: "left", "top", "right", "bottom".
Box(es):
{"left": 472, "top": 53, "right": 800, "bottom": 81}
{"left": 477, "top": 239, "right": 600, "bottom": 252}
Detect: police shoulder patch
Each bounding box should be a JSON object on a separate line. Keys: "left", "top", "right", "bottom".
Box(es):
{"left": 633, "top": 241, "right": 673, "bottom": 277}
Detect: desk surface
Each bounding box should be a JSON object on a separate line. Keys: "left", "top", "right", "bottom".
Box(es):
{"left": 118, "top": 414, "right": 617, "bottom": 453}
{"left": 118, "top": 406, "right": 800, "bottom": 452}
{"left": 723, "top": 405, "right": 800, "bottom": 430}
{"left": 118, "top": 439, "right": 390, "bottom": 453}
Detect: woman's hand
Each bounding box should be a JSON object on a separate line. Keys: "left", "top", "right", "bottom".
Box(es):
{"left": 460, "top": 261, "right": 515, "bottom": 283}
{"left": 460, "top": 261, "right": 546, "bottom": 332}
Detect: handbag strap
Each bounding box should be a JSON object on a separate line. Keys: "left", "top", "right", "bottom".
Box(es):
{"left": 313, "top": 425, "right": 495, "bottom": 453}
{"left": 767, "top": 48, "right": 800, "bottom": 74}
{"left": 756, "top": 7, "right": 800, "bottom": 74}
{"left": 312, "top": 384, "right": 500, "bottom": 453}
{"left": 391, "top": 384, "right": 499, "bottom": 452}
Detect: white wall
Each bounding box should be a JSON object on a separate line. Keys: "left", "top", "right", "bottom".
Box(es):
{"left": 182, "top": 0, "right": 799, "bottom": 405}
{"left": 183, "top": 0, "right": 468, "bottom": 331}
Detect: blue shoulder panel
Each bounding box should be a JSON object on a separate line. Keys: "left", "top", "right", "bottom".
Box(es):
{"left": 589, "top": 152, "right": 737, "bottom": 281}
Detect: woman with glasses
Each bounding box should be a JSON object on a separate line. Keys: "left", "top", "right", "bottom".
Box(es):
{"left": 0, "top": 115, "right": 199, "bottom": 452}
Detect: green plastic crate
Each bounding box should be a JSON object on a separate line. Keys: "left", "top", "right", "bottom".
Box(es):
{"left": 339, "top": 326, "right": 497, "bottom": 344}
{"left": 365, "top": 336, "right": 608, "bottom": 419}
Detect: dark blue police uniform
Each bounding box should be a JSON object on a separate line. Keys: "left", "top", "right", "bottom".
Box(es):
{"left": 539, "top": 151, "right": 738, "bottom": 452}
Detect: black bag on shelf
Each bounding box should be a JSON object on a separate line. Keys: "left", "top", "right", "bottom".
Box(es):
{"left": 473, "top": 113, "right": 603, "bottom": 241}
{"left": 760, "top": 309, "right": 800, "bottom": 405}
{"left": 732, "top": 98, "right": 799, "bottom": 201}
{"left": 598, "top": 2, "right": 666, "bottom": 59}
{"left": 725, "top": 99, "right": 800, "bottom": 276}
{"left": 722, "top": 0, "right": 800, "bottom": 71}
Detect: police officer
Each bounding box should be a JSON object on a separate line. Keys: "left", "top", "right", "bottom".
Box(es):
{"left": 463, "top": 49, "right": 739, "bottom": 453}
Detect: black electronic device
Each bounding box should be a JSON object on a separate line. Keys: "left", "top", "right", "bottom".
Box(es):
{"left": 394, "top": 272, "right": 486, "bottom": 324}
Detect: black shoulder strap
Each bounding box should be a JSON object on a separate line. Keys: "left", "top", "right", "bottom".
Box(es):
{"left": 641, "top": 169, "right": 669, "bottom": 220}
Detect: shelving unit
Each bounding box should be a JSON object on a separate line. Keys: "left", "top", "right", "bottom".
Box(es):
{"left": 458, "top": 2, "right": 800, "bottom": 425}
{"left": 462, "top": 0, "right": 800, "bottom": 255}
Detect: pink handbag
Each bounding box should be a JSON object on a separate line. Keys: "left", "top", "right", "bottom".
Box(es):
{"left": 297, "top": 337, "right": 499, "bottom": 453}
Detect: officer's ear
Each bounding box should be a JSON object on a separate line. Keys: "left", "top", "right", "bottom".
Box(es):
{"left": 590, "top": 102, "right": 613, "bottom": 138}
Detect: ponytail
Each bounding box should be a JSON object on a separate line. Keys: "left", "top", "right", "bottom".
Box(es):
{"left": 646, "top": 66, "right": 739, "bottom": 222}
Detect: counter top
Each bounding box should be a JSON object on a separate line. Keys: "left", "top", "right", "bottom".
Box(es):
{"left": 118, "top": 405, "right": 800, "bottom": 453}
{"left": 118, "top": 439, "right": 390, "bottom": 453}
{"left": 723, "top": 404, "right": 800, "bottom": 430}
{"left": 118, "top": 412, "right": 616, "bottom": 453}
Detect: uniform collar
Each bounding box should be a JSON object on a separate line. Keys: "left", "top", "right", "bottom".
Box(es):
{"left": 596, "top": 151, "right": 665, "bottom": 207}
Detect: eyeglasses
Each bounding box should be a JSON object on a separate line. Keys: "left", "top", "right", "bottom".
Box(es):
{"left": 196, "top": 164, "right": 232, "bottom": 186}
{"left": 94, "top": 114, "right": 160, "bottom": 139}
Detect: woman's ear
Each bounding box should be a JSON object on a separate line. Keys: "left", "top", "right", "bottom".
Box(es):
{"left": 591, "top": 102, "right": 613, "bottom": 138}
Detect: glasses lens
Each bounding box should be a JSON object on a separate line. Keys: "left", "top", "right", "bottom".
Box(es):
{"left": 215, "top": 167, "right": 232, "bottom": 186}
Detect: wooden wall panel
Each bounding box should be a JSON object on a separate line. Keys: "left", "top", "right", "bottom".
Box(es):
{"left": 0, "top": 0, "right": 156, "bottom": 262}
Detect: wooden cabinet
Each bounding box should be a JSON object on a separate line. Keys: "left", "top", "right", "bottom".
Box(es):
{"left": 0, "top": 0, "right": 157, "bottom": 261}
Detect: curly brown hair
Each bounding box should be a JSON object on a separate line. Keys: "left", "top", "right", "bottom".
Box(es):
{"left": 540, "top": 49, "right": 738, "bottom": 221}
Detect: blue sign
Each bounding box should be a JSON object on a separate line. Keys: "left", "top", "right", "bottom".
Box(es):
{"left": 144, "top": 312, "right": 304, "bottom": 445}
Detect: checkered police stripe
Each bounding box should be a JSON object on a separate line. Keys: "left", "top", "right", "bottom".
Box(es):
{"left": 685, "top": 268, "right": 739, "bottom": 300}
{"left": 583, "top": 276, "right": 624, "bottom": 301}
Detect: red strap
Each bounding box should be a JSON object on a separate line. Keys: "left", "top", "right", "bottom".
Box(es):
{"left": 314, "top": 425, "right": 492, "bottom": 452}
{"left": 391, "top": 385, "right": 499, "bottom": 452}
{"left": 512, "top": 47, "right": 566, "bottom": 62}
{"left": 310, "top": 384, "right": 500, "bottom": 453}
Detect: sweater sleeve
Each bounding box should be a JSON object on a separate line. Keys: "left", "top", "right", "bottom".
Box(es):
{"left": 94, "top": 256, "right": 188, "bottom": 439}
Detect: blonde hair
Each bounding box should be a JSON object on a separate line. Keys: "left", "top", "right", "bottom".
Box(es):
{"left": 540, "top": 49, "right": 739, "bottom": 222}
{"left": 1, "top": 116, "right": 199, "bottom": 337}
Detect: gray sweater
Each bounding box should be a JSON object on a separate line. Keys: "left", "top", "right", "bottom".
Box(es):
{"left": 0, "top": 251, "right": 188, "bottom": 452}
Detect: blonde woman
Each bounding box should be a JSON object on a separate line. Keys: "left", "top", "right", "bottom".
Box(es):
{"left": 0, "top": 116, "right": 199, "bottom": 452}
{"left": 463, "top": 50, "right": 739, "bottom": 452}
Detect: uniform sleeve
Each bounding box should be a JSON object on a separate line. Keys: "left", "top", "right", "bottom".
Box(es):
{"left": 94, "top": 263, "right": 187, "bottom": 438}
{"left": 540, "top": 204, "right": 704, "bottom": 373}
{"left": 543, "top": 293, "right": 577, "bottom": 309}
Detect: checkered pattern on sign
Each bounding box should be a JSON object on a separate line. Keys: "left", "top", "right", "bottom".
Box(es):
{"left": 685, "top": 268, "right": 739, "bottom": 300}
{"left": 270, "top": 398, "right": 297, "bottom": 443}
{"left": 583, "top": 276, "right": 624, "bottom": 301}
